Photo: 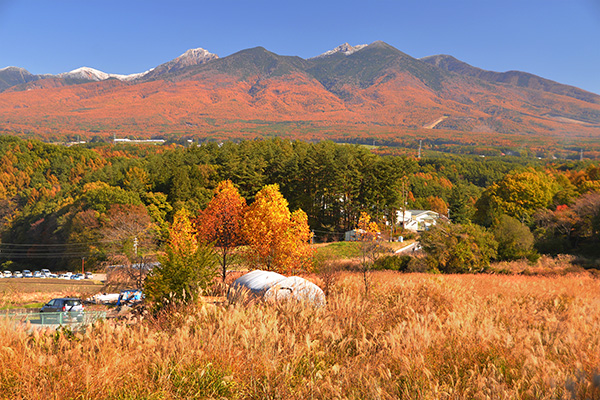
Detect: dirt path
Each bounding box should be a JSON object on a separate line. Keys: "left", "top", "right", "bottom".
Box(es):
{"left": 423, "top": 116, "right": 448, "bottom": 129}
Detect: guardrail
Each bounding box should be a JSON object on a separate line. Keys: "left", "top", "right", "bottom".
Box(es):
{"left": 1, "top": 311, "right": 107, "bottom": 329}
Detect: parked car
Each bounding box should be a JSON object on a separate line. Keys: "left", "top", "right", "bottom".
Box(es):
{"left": 70, "top": 274, "right": 83, "bottom": 280}
{"left": 23, "top": 270, "right": 33, "bottom": 278}
{"left": 40, "top": 298, "right": 85, "bottom": 322}
{"left": 59, "top": 274, "right": 71, "bottom": 280}
{"left": 33, "top": 271, "right": 42, "bottom": 278}
{"left": 85, "top": 272, "right": 93, "bottom": 279}
{"left": 41, "top": 269, "right": 51, "bottom": 277}
{"left": 12, "top": 271, "right": 22, "bottom": 278}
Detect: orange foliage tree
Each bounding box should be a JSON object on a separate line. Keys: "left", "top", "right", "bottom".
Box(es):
{"left": 426, "top": 195, "right": 448, "bottom": 216}
{"left": 196, "top": 180, "right": 247, "bottom": 282}
{"left": 242, "top": 184, "right": 312, "bottom": 274}
{"left": 356, "top": 212, "right": 382, "bottom": 296}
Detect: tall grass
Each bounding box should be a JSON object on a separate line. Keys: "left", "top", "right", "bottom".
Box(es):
{"left": 1, "top": 272, "right": 599, "bottom": 399}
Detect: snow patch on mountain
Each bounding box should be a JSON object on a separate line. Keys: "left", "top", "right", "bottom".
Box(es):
{"left": 1, "top": 66, "right": 26, "bottom": 72}
{"left": 311, "top": 43, "right": 368, "bottom": 59}
{"left": 58, "top": 67, "right": 113, "bottom": 81}
{"left": 175, "top": 48, "right": 219, "bottom": 65}
{"left": 57, "top": 66, "right": 154, "bottom": 82}
{"left": 154, "top": 48, "right": 218, "bottom": 71}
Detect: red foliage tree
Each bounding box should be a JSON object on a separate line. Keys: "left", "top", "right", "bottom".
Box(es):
{"left": 196, "top": 180, "right": 247, "bottom": 281}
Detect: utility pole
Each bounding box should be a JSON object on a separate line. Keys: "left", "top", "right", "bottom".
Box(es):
{"left": 400, "top": 176, "right": 408, "bottom": 229}
{"left": 81, "top": 257, "right": 85, "bottom": 274}
{"left": 133, "top": 237, "right": 139, "bottom": 260}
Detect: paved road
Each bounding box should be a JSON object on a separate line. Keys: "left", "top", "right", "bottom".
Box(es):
{"left": 394, "top": 242, "right": 421, "bottom": 254}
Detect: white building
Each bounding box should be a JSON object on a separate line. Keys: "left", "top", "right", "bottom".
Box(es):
{"left": 396, "top": 209, "right": 440, "bottom": 231}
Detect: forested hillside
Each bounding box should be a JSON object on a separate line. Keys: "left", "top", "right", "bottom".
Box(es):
{"left": 0, "top": 135, "right": 598, "bottom": 270}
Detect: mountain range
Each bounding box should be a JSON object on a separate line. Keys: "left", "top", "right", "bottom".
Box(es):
{"left": 1, "top": 41, "right": 598, "bottom": 156}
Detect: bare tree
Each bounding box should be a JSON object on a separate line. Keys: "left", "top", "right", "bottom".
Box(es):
{"left": 101, "top": 204, "right": 158, "bottom": 289}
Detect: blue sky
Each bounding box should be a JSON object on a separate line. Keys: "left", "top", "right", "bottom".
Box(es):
{"left": 1, "top": 0, "right": 599, "bottom": 94}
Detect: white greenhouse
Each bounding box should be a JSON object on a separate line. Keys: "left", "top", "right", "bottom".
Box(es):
{"left": 228, "top": 270, "right": 325, "bottom": 306}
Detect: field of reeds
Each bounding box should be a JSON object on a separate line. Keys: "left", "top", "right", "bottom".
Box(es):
{"left": 1, "top": 271, "right": 599, "bottom": 399}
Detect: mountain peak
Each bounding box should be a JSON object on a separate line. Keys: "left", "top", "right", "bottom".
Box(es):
{"left": 174, "top": 48, "right": 219, "bottom": 65}
{"left": 312, "top": 43, "right": 368, "bottom": 59}
{"left": 140, "top": 47, "right": 218, "bottom": 80}
{"left": 1, "top": 66, "right": 29, "bottom": 73}
{"left": 58, "top": 66, "right": 111, "bottom": 81}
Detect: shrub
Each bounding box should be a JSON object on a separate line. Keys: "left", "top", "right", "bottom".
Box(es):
{"left": 419, "top": 222, "right": 497, "bottom": 273}
{"left": 373, "top": 255, "right": 412, "bottom": 272}
{"left": 492, "top": 215, "right": 538, "bottom": 261}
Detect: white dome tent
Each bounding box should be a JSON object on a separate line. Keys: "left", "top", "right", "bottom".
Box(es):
{"left": 264, "top": 276, "right": 326, "bottom": 307}
{"left": 227, "top": 270, "right": 286, "bottom": 302}
{"left": 228, "top": 270, "right": 325, "bottom": 306}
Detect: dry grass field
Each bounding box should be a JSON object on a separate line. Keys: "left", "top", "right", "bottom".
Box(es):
{"left": 0, "top": 271, "right": 599, "bottom": 399}
{"left": 0, "top": 278, "right": 104, "bottom": 309}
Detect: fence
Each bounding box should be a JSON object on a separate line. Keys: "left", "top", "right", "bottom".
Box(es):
{"left": 1, "top": 310, "right": 107, "bottom": 329}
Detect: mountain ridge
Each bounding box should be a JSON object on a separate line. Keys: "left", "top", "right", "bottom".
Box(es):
{"left": 421, "top": 54, "right": 598, "bottom": 104}
{"left": 0, "top": 41, "right": 598, "bottom": 157}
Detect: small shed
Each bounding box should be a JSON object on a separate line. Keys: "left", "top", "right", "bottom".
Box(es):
{"left": 345, "top": 228, "right": 366, "bottom": 241}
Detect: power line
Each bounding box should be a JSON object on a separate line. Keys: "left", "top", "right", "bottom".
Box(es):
{"left": 0, "top": 253, "right": 92, "bottom": 259}
{"left": 0, "top": 239, "right": 119, "bottom": 248}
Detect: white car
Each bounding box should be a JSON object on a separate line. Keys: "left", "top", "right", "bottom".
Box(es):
{"left": 23, "top": 270, "right": 33, "bottom": 278}
{"left": 3, "top": 271, "right": 12, "bottom": 278}
{"left": 59, "top": 274, "right": 71, "bottom": 280}
{"left": 41, "top": 269, "right": 51, "bottom": 277}
{"left": 13, "top": 271, "right": 23, "bottom": 278}
{"left": 33, "top": 271, "right": 42, "bottom": 278}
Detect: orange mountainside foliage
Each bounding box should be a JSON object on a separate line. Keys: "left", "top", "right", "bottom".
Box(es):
{"left": 1, "top": 70, "right": 599, "bottom": 156}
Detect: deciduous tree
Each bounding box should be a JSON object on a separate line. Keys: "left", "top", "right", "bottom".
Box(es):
{"left": 242, "top": 184, "right": 312, "bottom": 274}
{"left": 101, "top": 204, "right": 157, "bottom": 289}
{"left": 356, "top": 212, "right": 382, "bottom": 296}
{"left": 474, "top": 169, "right": 557, "bottom": 226}
{"left": 196, "top": 180, "right": 246, "bottom": 281}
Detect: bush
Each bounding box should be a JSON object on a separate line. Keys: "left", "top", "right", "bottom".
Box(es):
{"left": 419, "top": 223, "right": 498, "bottom": 273}
{"left": 144, "top": 244, "right": 217, "bottom": 311}
{"left": 492, "top": 215, "right": 538, "bottom": 261}
{"left": 373, "top": 255, "right": 412, "bottom": 272}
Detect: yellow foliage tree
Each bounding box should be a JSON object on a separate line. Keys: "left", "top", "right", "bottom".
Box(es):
{"left": 168, "top": 208, "right": 198, "bottom": 257}
{"left": 357, "top": 212, "right": 382, "bottom": 296}
{"left": 242, "top": 184, "right": 312, "bottom": 274}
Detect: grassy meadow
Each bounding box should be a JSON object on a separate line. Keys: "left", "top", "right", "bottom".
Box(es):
{"left": 1, "top": 271, "right": 599, "bottom": 399}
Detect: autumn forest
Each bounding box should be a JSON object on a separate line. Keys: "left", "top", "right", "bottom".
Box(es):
{"left": 0, "top": 134, "right": 599, "bottom": 273}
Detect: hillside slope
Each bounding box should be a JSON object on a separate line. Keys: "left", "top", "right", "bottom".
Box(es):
{"left": 0, "top": 42, "right": 598, "bottom": 156}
